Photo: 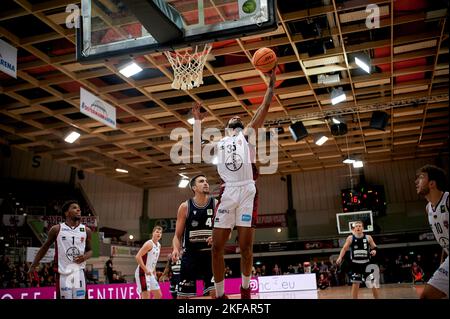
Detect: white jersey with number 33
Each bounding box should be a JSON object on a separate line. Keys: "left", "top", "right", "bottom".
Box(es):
{"left": 217, "top": 131, "right": 254, "bottom": 184}
{"left": 427, "top": 191, "right": 449, "bottom": 254}
{"left": 55, "top": 223, "right": 87, "bottom": 275}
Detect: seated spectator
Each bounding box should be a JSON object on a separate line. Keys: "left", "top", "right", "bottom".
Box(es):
{"left": 319, "top": 261, "right": 328, "bottom": 274}
{"left": 272, "top": 264, "right": 281, "bottom": 275}
{"left": 287, "top": 264, "right": 295, "bottom": 274}
{"left": 112, "top": 271, "right": 125, "bottom": 284}
{"left": 411, "top": 262, "right": 425, "bottom": 285}
{"left": 318, "top": 273, "right": 330, "bottom": 290}
{"left": 297, "top": 263, "right": 304, "bottom": 274}
{"left": 260, "top": 265, "right": 267, "bottom": 276}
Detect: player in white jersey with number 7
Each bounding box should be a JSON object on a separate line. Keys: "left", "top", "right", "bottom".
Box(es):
{"left": 29, "top": 200, "right": 92, "bottom": 299}
{"left": 415, "top": 165, "right": 449, "bottom": 299}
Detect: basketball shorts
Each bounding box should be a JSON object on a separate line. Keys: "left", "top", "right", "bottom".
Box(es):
{"left": 428, "top": 256, "right": 448, "bottom": 297}
{"left": 135, "top": 268, "right": 160, "bottom": 294}
{"left": 350, "top": 262, "right": 380, "bottom": 288}
{"left": 177, "top": 250, "right": 214, "bottom": 298}
{"left": 56, "top": 269, "right": 86, "bottom": 299}
{"left": 214, "top": 182, "right": 257, "bottom": 229}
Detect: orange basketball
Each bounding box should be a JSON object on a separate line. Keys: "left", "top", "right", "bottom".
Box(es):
{"left": 252, "top": 47, "right": 277, "bottom": 73}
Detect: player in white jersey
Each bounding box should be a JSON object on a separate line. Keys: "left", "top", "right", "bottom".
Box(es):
{"left": 29, "top": 200, "right": 92, "bottom": 299}
{"left": 135, "top": 226, "right": 163, "bottom": 299}
{"left": 415, "top": 165, "right": 449, "bottom": 299}
{"left": 192, "top": 69, "right": 276, "bottom": 299}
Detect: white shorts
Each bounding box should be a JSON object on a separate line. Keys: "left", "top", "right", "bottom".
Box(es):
{"left": 58, "top": 269, "right": 86, "bottom": 299}
{"left": 428, "top": 256, "right": 448, "bottom": 297}
{"left": 214, "top": 182, "right": 256, "bottom": 229}
{"left": 135, "top": 268, "right": 160, "bottom": 294}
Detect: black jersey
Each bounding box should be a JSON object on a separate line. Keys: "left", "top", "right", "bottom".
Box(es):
{"left": 350, "top": 234, "right": 370, "bottom": 264}
{"left": 183, "top": 197, "right": 215, "bottom": 253}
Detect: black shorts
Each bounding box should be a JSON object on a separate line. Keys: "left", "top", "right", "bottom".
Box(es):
{"left": 177, "top": 250, "right": 214, "bottom": 297}
{"left": 350, "top": 262, "right": 376, "bottom": 283}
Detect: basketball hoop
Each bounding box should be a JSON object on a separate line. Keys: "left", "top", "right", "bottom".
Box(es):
{"left": 164, "top": 44, "right": 212, "bottom": 90}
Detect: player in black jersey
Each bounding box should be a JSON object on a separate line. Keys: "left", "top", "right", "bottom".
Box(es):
{"left": 171, "top": 174, "right": 217, "bottom": 298}
{"left": 160, "top": 253, "right": 181, "bottom": 299}
{"left": 336, "top": 220, "right": 379, "bottom": 299}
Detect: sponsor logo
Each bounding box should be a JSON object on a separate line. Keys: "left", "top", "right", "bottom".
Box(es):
{"left": 249, "top": 279, "right": 258, "bottom": 291}
{"left": 80, "top": 227, "right": 85, "bottom": 232}
{"left": 207, "top": 209, "right": 213, "bottom": 216}
{"left": 225, "top": 153, "right": 243, "bottom": 172}
{"left": 76, "top": 290, "right": 85, "bottom": 297}
{"left": 66, "top": 247, "right": 81, "bottom": 261}
{"left": 193, "top": 210, "right": 197, "bottom": 215}
{"left": 241, "top": 214, "right": 251, "bottom": 222}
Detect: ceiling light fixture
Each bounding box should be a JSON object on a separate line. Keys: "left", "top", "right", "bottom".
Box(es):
{"left": 354, "top": 55, "right": 371, "bottom": 74}
{"left": 178, "top": 178, "right": 189, "bottom": 188}
{"left": 353, "top": 160, "right": 364, "bottom": 168}
{"left": 332, "top": 118, "right": 341, "bottom": 124}
{"left": 187, "top": 117, "right": 195, "bottom": 125}
{"left": 115, "top": 168, "right": 128, "bottom": 174}
{"left": 118, "top": 61, "right": 143, "bottom": 78}
{"left": 289, "top": 121, "right": 308, "bottom": 142}
{"left": 64, "top": 131, "right": 80, "bottom": 143}
{"left": 343, "top": 158, "right": 355, "bottom": 164}
{"left": 331, "top": 87, "right": 347, "bottom": 105}
{"left": 315, "top": 135, "right": 328, "bottom": 146}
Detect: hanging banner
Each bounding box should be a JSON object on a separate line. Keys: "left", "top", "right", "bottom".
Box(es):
{"left": 80, "top": 88, "right": 116, "bottom": 129}
{"left": 0, "top": 39, "right": 17, "bottom": 78}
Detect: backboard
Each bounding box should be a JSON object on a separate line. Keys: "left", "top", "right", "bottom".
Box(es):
{"left": 77, "top": 0, "right": 277, "bottom": 62}
{"left": 336, "top": 210, "right": 374, "bottom": 235}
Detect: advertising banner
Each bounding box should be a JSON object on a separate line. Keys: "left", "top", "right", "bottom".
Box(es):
{"left": 80, "top": 88, "right": 116, "bottom": 129}
{"left": 0, "top": 38, "right": 17, "bottom": 78}
{"left": 0, "top": 278, "right": 254, "bottom": 299}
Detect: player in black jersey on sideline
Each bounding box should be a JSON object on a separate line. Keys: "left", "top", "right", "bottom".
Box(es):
{"left": 336, "top": 220, "right": 379, "bottom": 299}
{"left": 171, "top": 174, "right": 217, "bottom": 298}
{"left": 160, "top": 253, "right": 181, "bottom": 299}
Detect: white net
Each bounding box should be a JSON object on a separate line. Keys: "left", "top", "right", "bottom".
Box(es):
{"left": 164, "top": 44, "right": 212, "bottom": 90}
